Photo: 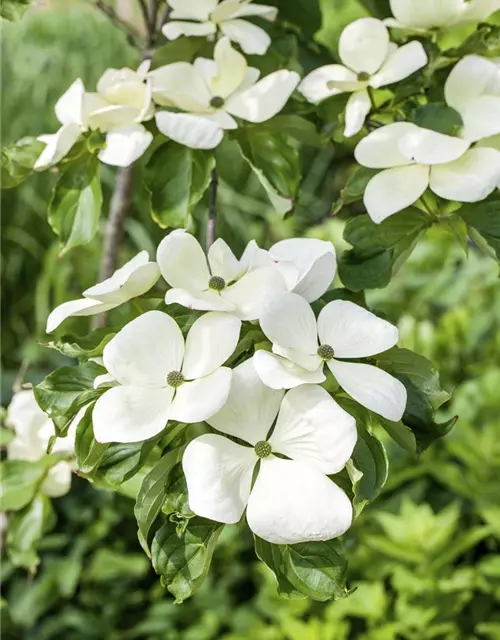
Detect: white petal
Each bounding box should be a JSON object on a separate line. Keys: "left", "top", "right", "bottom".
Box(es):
{"left": 339, "top": 18, "right": 389, "bottom": 75}
{"left": 225, "top": 70, "right": 300, "bottom": 123}
{"left": 445, "top": 55, "right": 499, "bottom": 109}
{"left": 211, "top": 37, "right": 248, "bottom": 99}
{"left": 86, "top": 105, "right": 141, "bottom": 131}
{"left": 34, "top": 123, "right": 82, "bottom": 170}
{"left": 269, "top": 385, "right": 357, "bottom": 474}
{"left": 430, "top": 147, "right": 500, "bottom": 202}
{"left": 398, "top": 127, "right": 469, "bottom": 165}
{"left": 222, "top": 266, "right": 287, "bottom": 321}
{"left": 46, "top": 298, "right": 115, "bottom": 333}
{"left": 364, "top": 165, "right": 430, "bottom": 223}
{"left": 458, "top": 0, "right": 500, "bottom": 23}
{"left": 344, "top": 89, "right": 371, "bottom": 138}
{"left": 202, "top": 110, "right": 238, "bottom": 129}
{"left": 155, "top": 112, "right": 224, "bottom": 149}
{"left": 98, "top": 125, "right": 153, "bottom": 167}
{"left": 259, "top": 292, "right": 318, "bottom": 354}
{"left": 183, "top": 434, "right": 256, "bottom": 523}
{"left": 43, "top": 463, "right": 72, "bottom": 497}
{"left": 55, "top": 78, "right": 85, "bottom": 126}
{"left": 458, "top": 96, "right": 500, "bottom": 143}
{"left": 354, "top": 122, "right": 417, "bottom": 168}
{"left": 317, "top": 300, "right": 399, "bottom": 358}
{"left": 149, "top": 62, "right": 211, "bottom": 111}
{"left": 208, "top": 239, "right": 241, "bottom": 281}
{"left": 93, "top": 386, "right": 173, "bottom": 443}
{"left": 183, "top": 312, "right": 241, "bottom": 378}
{"left": 328, "top": 359, "right": 407, "bottom": 421}
{"left": 169, "top": 367, "right": 232, "bottom": 423}
{"left": 253, "top": 351, "right": 326, "bottom": 390}
{"left": 231, "top": 2, "right": 278, "bottom": 20}
{"left": 272, "top": 344, "right": 322, "bottom": 372}
{"left": 370, "top": 41, "right": 428, "bottom": 89}
{"left": 162, "top": 20, "right": 217, "bottom": 40}
{"left": 247, "top": 458, "right": 352, "bottom": 544}
{"left": 103, "top": 311, "right": 184, "bottom": 386}
{"left": 220, "top": 19, "right": 271, "bottom": 55}
{"left": 389, "top": 0, "right": 463, "bottom": 29}
{"left": 208, "top": 358, "right": 283, "bottom": 444}
{"left": 168, "top": 0, "right": 218, "bottom": 20}
{"left": 165, "top": 288, "right": 235, "bottom": 312}
{"left": 270, "top": 238, "right": 336, "bottom": 303}
{"left": 83, "top": 263, "right": 160, "bottom": 305}
{"left": 298, "top": 65, "right": 357, "bottom": 104}
{"left": 157, "top": 229, "right": 210, "bottom": 291}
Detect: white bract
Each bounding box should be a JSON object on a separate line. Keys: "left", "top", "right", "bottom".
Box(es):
{"left": 183, "top": 359, "right": 357, "bottom": 544}
{"left": 253, "top": 294, "right": 407, "bottom": 422}
{"left": 163, "top": 0, "right": 278, "bottom": 55}
{"left": 151, "top": 37, "right": 300, "bottom": 149}
{"left": 46, "top": 251, "right": 160, "bottom": 333}
{"left": 385, "top": 0, "right": 500, "bottom": 31}
{"left": 92, "top": 310, "right": 241, "bottom": 443}
{"left": 35, "top": 62, "right": 154, "bottom": 169}
{"left": 6, "top": 390, "right": 79, "bottom": 497}
{"left": 298, "top": 18, "right": 427, "bottom": 137}
{"left": 354, "top": 122, "right": 500, "bottom": 222}
{"left": 445, "top": 55, "right": 500, "bottom": 143}
{"left": 157, "top": 230, "right": 287, "bottom": 320}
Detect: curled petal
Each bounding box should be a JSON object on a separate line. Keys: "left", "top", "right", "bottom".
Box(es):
{"left": 298, "top": 65, "right": 357, "bottom": 104}
{"left": 34, "top": 123, "right": 82, "bottom": 170}
{"left": 162, "top": 21, "right": 217, "bottom": 40}
{"left": 253, "top": 351, "right": 326, "bottom": 390}
{"left": 220, "top": 19, "right": 272, "bottom": 55}
{"left": 98, "top": 125, "right": 153, "bottom": 167}
{"left": 46, "top": 298, "right": 115, "bottom": 333}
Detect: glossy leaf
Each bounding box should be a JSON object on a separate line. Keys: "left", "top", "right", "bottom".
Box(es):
{"left": 47, "top": 328, "right": 116, "bottom": 360}
{"left": 411, "top": 104, "right": 463, "bottom": 137}
{"left": 74, "top": 404, "right": 109, "bottom": 475}
{"left": 459, "top": 195, "right": 500, "bottom": 261}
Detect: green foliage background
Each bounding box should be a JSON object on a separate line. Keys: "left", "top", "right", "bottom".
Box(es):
{"left": 2, "top": 2, "right": 500, "bottom": 639}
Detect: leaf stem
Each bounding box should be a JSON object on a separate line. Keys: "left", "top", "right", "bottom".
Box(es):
{"left": 207, "top": 167, "right": 218, "bottom": 250}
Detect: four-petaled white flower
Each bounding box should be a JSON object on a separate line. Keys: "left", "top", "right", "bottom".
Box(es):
{"left": 253, "top": 294, "right": 407, "bottom": 422}
{"left": 247, "top": 237, "right": 337, "bottom": 302}
{"left": 151, "top": 37, "right": 300, "bottom": 149}
{"left": 445, "top": 55, "right": 500, "bottom": 143}
{"left": 6, "top": 390, "right": 81, "bottom": 497}
{"left": 35, "top": 62, "right": 154, "bottom": 170}
{"left": 92, "top": 310, "right": 241, "bottom": 443}
{"left": 183, "top": 359, "right": 357, "bottom": 544}
{"left": 299, "top": 18, "right": 427, "bottom": 138}
{"left": 163, "top": 0, "right": 278, "bottom": 55}
{"left": 354, "top": 122, "right": 500, "bottom": 222}
{"left": 46, "top": 250, "right": 160, "bottom": 333}
{"left": 385, "top": 0, "right": 500, "bottom": 31}
{"left": 157, "top": 230, "right": 287, "bottom": 320}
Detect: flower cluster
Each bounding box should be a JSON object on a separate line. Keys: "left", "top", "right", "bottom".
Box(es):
{"left": 45, "top": 231, "right": 407, "bottom": 543}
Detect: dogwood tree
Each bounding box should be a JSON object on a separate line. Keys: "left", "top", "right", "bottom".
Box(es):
{"left": 2, "top": 0, "right": 500, "bottom": 601}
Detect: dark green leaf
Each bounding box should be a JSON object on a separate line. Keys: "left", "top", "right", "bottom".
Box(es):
{"left": 161, "top": 461, "right": 194, "bottom": 520}
{"left": 358, "top": 0, "right": 392, "bottom": 18}
{"left": 264, "top": 115, "right": 323, "bottom": 147}
{"left": 411, "top": 104, "right": 463, "bottom": 136}
{"left": 74, "top": 404, "right": 109, "bottom": 475}
{"left": 459, "top": 195, "right": 500, "bottom": 260}
{"left": 151, "top": 517, "right": 224, "bottom": 602}
{"left": 254, "top": 537, "right": 305, "bottom": 599}
{"left": 333, "top": 167, "right": 378, "bottom": 214}
{"left": 146, "top": 142, "right": 214, "bottom": 228}
{"left": 151, "top": 37, "right": 205, "bottom": 68}
{"left": 378, "top": 416, "right": 417, "bottom": 455}
{"left": 6, "top": 495, "right": 55, "bottom": 572}
{"left": 47, "top": 155, "right": 102, "bottom": 254}
{"left": 0, "top": 456, "right": 61, "bottom": 511}
{"left": 1, "top": 137, "right": 44, "bottom": 188}
{"left": 96, "top": 439, "right": 159, "bottom": 489}
{"left": 46, "top": 327, "right": 115, "bottom": 359}
{"left": 268, "top": 0, "right": 322, "bottom": 37}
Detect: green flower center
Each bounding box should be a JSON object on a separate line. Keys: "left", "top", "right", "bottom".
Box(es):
{"left": 254, "top": 441, "right": 272, "bottom": 459}
{"left": 166, "top": 370, "right": 184, "bottom": 388}
{"left": 357, "top": 71, "right": 370, "bottom": 82}
{"left": 210, "top": 96, "right": 225, "bottom": 108}
{"left": 317, "top": 344, "right": 335, "bottom": 361}
{"left": 208, "top": 275, "right": 226, "bottom": 291}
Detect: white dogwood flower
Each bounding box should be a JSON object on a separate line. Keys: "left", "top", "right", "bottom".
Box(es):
{"left": 151, "top": 37, "right": 300, "bottom": 149}
{"left": 92, "top": 310, "right": 240, "bottom": 443}
{"left": 35, "top": 62, "right": 154, "bottom": 169}
{"left": 445, "top": 55, "right": 500, "bottom": 143}
{"left": 183, "top": 359, "right": 357, "bottom": 544}
{"left": 163, "top": 0, "right": 278, "bottom": 55}
{"left": 253, "top": 294, "right": 407, "bottom": 422}
{"left": 46, "top": 251, "right": 160, "bottom": 333}
{"left": 354, "top": 122, "right": 500, "bottom": 222}
{"left": 6, "top": 390, "right": 81, "bottom": 497}
{"left": 157, "top": 230, "right": 287, "bottom": 320}
{"left": 298, "top": 18, "right": 427, "bottom": 137}
{"left": 245, "top": 238, "right": 337, "bottom": 302}
{"left": 385, "top": 0, "right": 500, "bottom": 31}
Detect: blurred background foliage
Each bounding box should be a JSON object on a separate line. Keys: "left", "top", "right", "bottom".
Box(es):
{"left": 2, "top": 1, "right": 500, "bottom": 639}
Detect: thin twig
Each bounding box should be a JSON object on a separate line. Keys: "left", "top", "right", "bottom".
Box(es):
{"left": 207, "top": 168, "right": 218, "bottom": 250}
{"left": 94, "top": 1, "right": 143, "bottom": 49}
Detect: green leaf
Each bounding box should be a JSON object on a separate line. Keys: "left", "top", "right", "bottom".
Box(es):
{"left": 256, "top": 538, "right": 349, "bottom": 601}
{"left": 134, "top": 449, "right": 181, "bottom": 555}
{"left": 146, "top": 142, "right": 214, "bottom": 228}
{"left": 268, "top": 0, "right": 322, "bottom": 37}
{"left": 358, "top": 0, "right": 392, "bottom": 18}
{"left": 151, "top": 517, "right": 224, "bottom": 602}
{"left": 459, "top": 195, "right": 500, "bottom": 260}
{"left": 161, "top": 462, "right": 194, "bottom": 519}
{"left": 85, "top": 548, "right": 149, "bottom": 582}
{"left": 1, "top": 137, "right": 44, "bottom": 188}
{"left": 46, "top": 328, "right": 115, "bottom": 359}
{"left": 449, "top": 23, "right": 500, "bottom": 57}
{"left": 151, "top": 37, "right": 205, "bottom": 68}
{"left": 96, "top": 440, "right": 159, "bottom": 489}
{"left": 47, "top": 155, "right": 102, "bottom": 254}
{"left": 333, "top": 167, "right": 378, "bottom": 215}
{"left": 6, "top": 495, "right": 55, "bottom": 572}
{"left": 264, "top": 115, "right": 323, "bottom": 147}
{"left": 378, "top": 417, "right": 416, "bottom": 455}
{"left": 339, "top": 209, "right": 429, "bottom": 290}
{"left": 74, "top": 404, "right": 109, "bottom": 475}
{"left": 34, "top": 361, "right": 105, "bottom": 436}
{"left": 411, "top": 104, "right": 463, "bottom": 136}
{"left": 0, "top": 456, "right": 61, "bottom": 511}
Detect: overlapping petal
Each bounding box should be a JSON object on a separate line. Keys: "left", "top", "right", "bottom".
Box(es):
{"left": 253, "top": 351, "right": 326, "bottom": 390}
{"left": 354, "top": 122, "right": 416, "bottom": 168}
{"left": 169, "top": 367, "right": 232, "bottom": 423}
{"left": 298, "top": 65, "right": 359, "bottom": 103}
{"left": 222, "top": 266, "right": 287, "bottom": 321}
{"left": 34, "top": 123, "right": 82, "bottom": 170}
{"left": 259, "top": 293, "right": 318, "bottom": 354}
{"left": 220, "top": 19, "right": 271, "bottom": 55}
{"left": 338, "top": 18, "right": 389, "bottom": 75}
{"left": 46, "top": 298, "right": 115, "bottom": 333}
{"left": 370, "top": 41, "right": 428, "bottom": 88}
{"left": 157, "top": 230, "right": 210, "bottom": 291}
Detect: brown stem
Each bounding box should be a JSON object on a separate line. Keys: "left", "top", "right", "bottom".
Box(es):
{"left": 207, "top": 168, "right": 218, "bottom": 250}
